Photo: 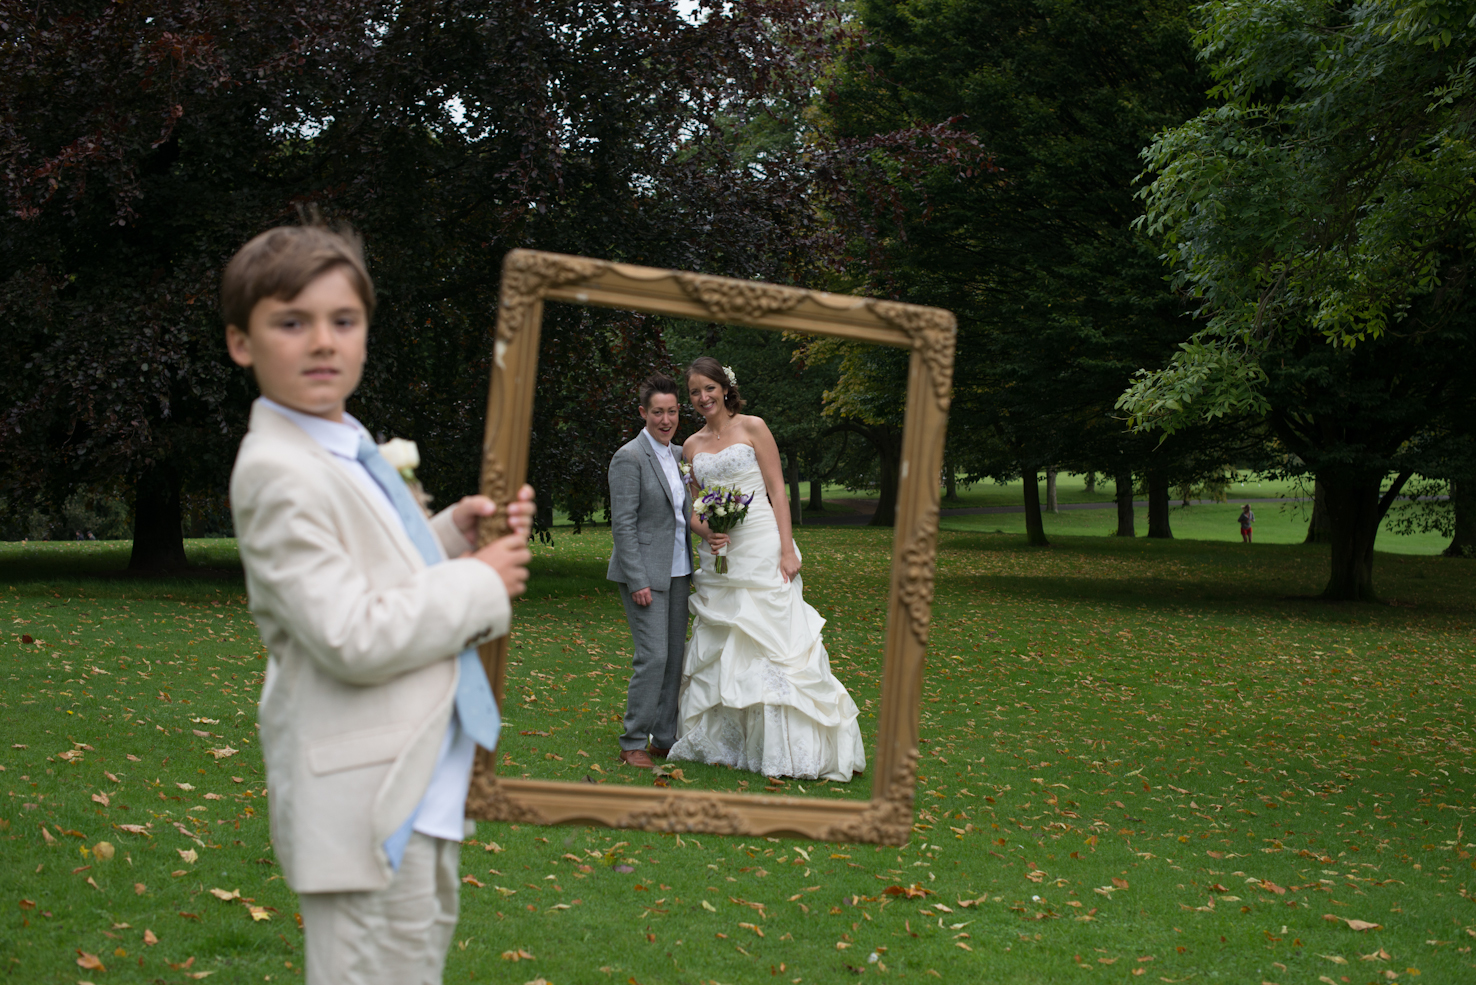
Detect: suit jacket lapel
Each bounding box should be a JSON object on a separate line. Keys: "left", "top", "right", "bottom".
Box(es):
{"left": 639, "top": 433, "right": 677, "bottom": 509}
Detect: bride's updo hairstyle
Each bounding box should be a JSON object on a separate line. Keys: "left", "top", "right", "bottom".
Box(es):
{"left": 686, "top": 355, "right": 745, "bottom": 413}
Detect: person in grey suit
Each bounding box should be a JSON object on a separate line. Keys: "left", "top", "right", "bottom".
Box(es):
{"left": 606, "top": 374, "right": 696, "bottom": 769}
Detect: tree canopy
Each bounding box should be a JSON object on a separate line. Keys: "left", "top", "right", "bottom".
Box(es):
{"left": 1121, "top": 0, "right": 1476, "bottom": 599}
{"left": 0, "top": 0, "right": 844, "bottom": 563}
{"left": 823, "top": 0, "right": 1227, "bottom": 542}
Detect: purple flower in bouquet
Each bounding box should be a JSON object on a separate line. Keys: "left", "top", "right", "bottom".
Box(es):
{"left": 693, "top": 483, "right": 753, "bottom": 573}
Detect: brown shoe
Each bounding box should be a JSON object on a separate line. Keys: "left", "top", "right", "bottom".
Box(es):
{"left": 618, "top": 749, "right": 656, "bottom": 769}
{"left": 649, "top": 747, "right": 670, "bottom": 759}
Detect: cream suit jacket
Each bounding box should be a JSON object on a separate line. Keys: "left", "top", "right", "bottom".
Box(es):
{"left": 230, "top": 402, "right": 509, "bottom": 893}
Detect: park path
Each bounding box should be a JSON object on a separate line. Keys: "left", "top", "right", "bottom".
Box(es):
{"left": 803, "top": 495, "right": 1312, "bottom": 526}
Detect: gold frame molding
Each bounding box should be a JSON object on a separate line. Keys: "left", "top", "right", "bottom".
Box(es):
{"left": 465, "top": 249, "right": 956, "bottom": 845}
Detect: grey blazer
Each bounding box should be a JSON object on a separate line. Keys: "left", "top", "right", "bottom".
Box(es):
{"left": 606, "top": 433, "right": 695, "bottom": 592}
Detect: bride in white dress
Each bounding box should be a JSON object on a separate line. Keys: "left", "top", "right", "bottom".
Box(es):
{"left": 666, "top": 357, "right": 866, "bottom": 782}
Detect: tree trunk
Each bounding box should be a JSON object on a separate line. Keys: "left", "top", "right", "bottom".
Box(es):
{"left": 534, "top": 495, "right": 554, "bottom": 534}
{"left": 129, "top": 463, "right": 189, "bottom": 572}
{"left": 1021, "top": 466, "right": 1049, "bottom": 546}
{"left": 1442, "top": 479, "right": 1475, "bottom": 558}
{"left": 808, "top": 477, "right": 824, "bottom": 513}
{"left": 1304, "top": 477, "right": 1333, "bottom": 544}
{"left": 1114, "top": 471, "right": 1135, "bottom": 537}
{"left": 1083, "top": 471, "right": 1096, "bottom": 495}
{"left": 1320, "top": 470, "right": 1411, "bottom": 601}
{"left": 944, "top": 456, "right": 958, "bottom": 502}
{"left": 1147, "top": 471, "right": 1172, "bottom": 539}
{"left": 785, "top": 450, "right": 802, "bottom": 527}
{"left": 869, "top": 427, "right": 902, "bottom": 527}
{"left": 1045, "top": 468, "right": 1058, "bottom": 513}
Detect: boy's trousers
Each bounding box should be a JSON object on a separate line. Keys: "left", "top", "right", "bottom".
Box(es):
{"left": 300, "top": 833, "right": 460, "bottom": 985}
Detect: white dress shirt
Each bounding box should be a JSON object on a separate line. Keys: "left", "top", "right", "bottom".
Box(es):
{"left": 257, "top": 397, "right": 476, "bottom": 843}
{"left": 641, "top": 427, "right": 693, "bottom": 578}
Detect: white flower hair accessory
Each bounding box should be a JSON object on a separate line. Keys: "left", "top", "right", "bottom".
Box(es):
{"left": 722, "top": 365, "right": 738, "bottom": 388}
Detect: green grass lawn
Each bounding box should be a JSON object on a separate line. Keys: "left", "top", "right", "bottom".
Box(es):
{"left": 2, "top": 531, "right": 1473, "bottom": 984}
{"left": 940, "top": 500, "right": 1452, "bottom": 556}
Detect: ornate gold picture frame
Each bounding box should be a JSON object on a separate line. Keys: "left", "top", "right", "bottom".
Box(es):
{"left": 465, "top": 249, "right": 956, "bottom": 845}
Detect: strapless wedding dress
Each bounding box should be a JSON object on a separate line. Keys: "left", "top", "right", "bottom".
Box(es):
{"left": 667, "top": 443, "right": 866, "bottom": 781}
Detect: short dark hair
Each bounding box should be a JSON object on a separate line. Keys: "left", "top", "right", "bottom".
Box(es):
{"left": 639, "top": 373, "right": 679, "bottom": 409}
{"left": 685, "top": 356, "right": 744, "bottom": 413}
{"left": 221, "top": 223, "right": 375, "bottom": 331}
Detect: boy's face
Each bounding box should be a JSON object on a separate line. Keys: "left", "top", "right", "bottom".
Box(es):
{"left": 225, "top": 266, "right": 367, "bottom": 422}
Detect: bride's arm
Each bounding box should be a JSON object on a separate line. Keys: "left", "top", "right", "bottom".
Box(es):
{"left": 748, "top": 418, "right": 800, "bottom": 582}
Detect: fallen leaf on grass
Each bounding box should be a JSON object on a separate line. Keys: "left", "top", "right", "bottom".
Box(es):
{"left": 701, "top": 900, "right": 717, "bottom": 912}
{"left": 462, "top": 875, "right": 485, "bottom": 888}
{"left": 144, "top": 929, "right": 158, "bottom": 945}
{"left": 208, "top": 888, "right": 241, "bottom": 901}
{"left": 134, "top": 883, "right": 146, "bottom": 895}
{"left": 246, "top": 906, "right": 270, "bottom": 922}
{"left": 116, "top": 824, "right": 150, "bottom": 836}
{"left": 1112, "top": 877, "right": 1129, "bottom": 889}
{"left": 1318, "top": 955, "right": 1347, "bottom": 965}
{"left": 207, "top": 746, "right": 238, "bottom": 760}
{"left": 170, "top": 956, "right": 197, "bottom": 970}
{"left": 91, "top": 792, "right": 110, "bottom": 807}
{"left": 176, "top": 783, "right": 195, "bottom": 791}
{"left": 1323, "top": 915, "right": 1383, "bottom": 932}
{"left": 500, "top": 949, "right": 535, "bottom": 961}
{"left": 92, "top": 841, "right": 114, "bottom": 860}
{"left": 1360, "top": 948, "right": 1392, "bottom": 961}
{"left": 177, "top": 848, "right": 198, "bottom": 864}
{"left": 40, "top": 825, "right": 55, "bottom": 845}
{"left": 883, "top": 884, "right": 932, "bottom": 899}
{"left": 76, "top": 950, "right": 105, "bottom": 972}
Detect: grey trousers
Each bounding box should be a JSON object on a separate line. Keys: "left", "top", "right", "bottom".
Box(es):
{"left": 619, "top": 575, "right": 690, "bottom": 751}
{"left": 300, "top": 833, "right": 460, "bottom": 985}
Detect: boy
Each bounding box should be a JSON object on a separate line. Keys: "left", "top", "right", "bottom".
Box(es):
{"left": 224, "top": 224, "right": 533, "bottom": 985}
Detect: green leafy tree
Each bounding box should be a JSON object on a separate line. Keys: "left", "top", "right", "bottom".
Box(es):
{"left": 824, "top": 0, "right": 1223, "bottom": 545}
{"left": 0, "top": 0, "right": 841, "bottom": 566}
{"left": 1121, "top": 0, "right": 1476, "bottom": 600}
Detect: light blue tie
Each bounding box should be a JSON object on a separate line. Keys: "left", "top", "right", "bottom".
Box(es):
{"left": 355, "top": 434, "right": 502, "bottom": 750}
{"left": 357, "top": 435, "right": 502, "bottom": 870}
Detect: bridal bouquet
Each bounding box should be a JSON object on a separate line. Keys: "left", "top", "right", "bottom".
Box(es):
{"left": 694, "top": 484, "right": 753, "bottom": 574}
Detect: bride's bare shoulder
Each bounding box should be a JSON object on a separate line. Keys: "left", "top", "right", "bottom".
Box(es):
{"left": 736, "top": 414, "right": 770, "bottom": 436}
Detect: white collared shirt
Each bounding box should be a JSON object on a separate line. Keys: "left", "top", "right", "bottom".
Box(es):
{"left": 641, "top": 427, "right": 693, "bottom": 578}
{"left": 256, "top": 397, "right": 476, "bottom": 844}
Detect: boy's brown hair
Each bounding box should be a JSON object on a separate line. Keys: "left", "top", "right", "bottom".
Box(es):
{"left": 221, "top": 224, "right": 376, "bottom": 331}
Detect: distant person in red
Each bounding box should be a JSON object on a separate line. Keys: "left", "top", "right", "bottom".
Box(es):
{"left": 1239, "top": 504, "right": 1255, "bottom": 543}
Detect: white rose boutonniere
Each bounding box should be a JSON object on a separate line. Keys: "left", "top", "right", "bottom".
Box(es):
{"left": 379, "top": 437, "right": 432, "bottom": 511}
{"left": 379, "top": 438, "right": 420, "bottom": 481}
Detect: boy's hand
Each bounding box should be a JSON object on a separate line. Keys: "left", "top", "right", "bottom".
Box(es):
{"left": 473, "top": 534, "right": 532, "bottom": 598}
{"left": 452, "top": 484, "right": 536, "bottom": 544}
